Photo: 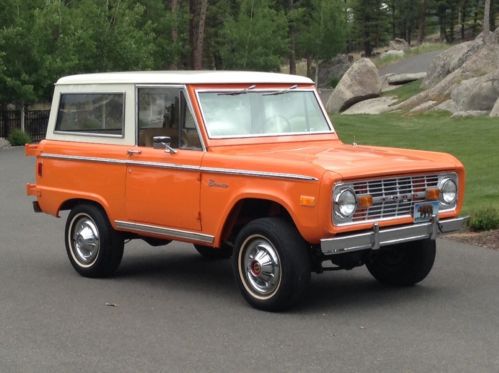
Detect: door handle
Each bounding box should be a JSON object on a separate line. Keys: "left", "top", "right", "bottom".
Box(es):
{"left": 127, "top": 149, "right": 142, "bottom": 155}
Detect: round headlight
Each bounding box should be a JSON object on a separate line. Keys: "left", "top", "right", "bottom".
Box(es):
{"left": 440, "top": 178, "right": 457, "bottom": 205}
{"left": 336, "top": 189, "right": 357, "bottom": 217}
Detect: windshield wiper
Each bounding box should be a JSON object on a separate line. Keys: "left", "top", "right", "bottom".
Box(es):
{"left": 217, "top": 85, "right": 256, "bottom": 96}
{"left": 262, "top": 84, "right": 298, "bottom": 96}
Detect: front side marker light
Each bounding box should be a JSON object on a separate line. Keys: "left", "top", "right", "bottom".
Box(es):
{"left": 300, "top": 195, "right": 316, "bottom": 207}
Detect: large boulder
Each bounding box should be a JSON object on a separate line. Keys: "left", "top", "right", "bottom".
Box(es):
{"left": 422, "top": 39, "right": 483, "bottom": 89}
{"left": 316, "top": 54, "right": 353, "bottom": 88}
{"left": 389, "top": 38, "right": 409, "bottom": 51}
{"left": 341, "top": 96, "right": 398, "bottom": 115}
{"left": 326, "top": 58, "right": 382, "bottom": 113}
{"left": 0, "top": 137, "right": 10, "bottom": 149}
{"left": 387, "top": 72, "right": 427, "bottom": 85}
{"left": 491, "top": 98, "right": 499, "bottom": 117}
{"left": 451, "top": 70, "right": 499, "bottom": 112}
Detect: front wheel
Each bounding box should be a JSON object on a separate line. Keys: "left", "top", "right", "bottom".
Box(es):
{"left": 366, "top": 239, "right": 436, "bottom": 286}
{"left": 232, "top": 218, "right": 310, "bottom": 311}
{"left": 65, "top": 204, "right": 124, "bottom": 278}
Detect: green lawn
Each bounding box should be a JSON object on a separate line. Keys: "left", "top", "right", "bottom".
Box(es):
{"left": 333, "top": 111, "right": 499, "bottom": 214}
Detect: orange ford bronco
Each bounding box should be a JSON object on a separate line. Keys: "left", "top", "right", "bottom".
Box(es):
{"left": 26, "top": 71, "right": 468, "bottom": 310}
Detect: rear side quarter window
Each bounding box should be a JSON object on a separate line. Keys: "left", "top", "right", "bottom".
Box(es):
{"left": 55, "top": 93, "right": 124, "bottom": 137}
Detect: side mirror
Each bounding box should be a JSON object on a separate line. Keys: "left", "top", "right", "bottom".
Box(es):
{"left": 153, "top": 136, "right": 177, "bottom": 154}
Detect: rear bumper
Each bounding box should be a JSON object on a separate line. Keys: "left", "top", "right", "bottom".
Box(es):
{"left": 320, "top": 216, "right": 469, "bottom": 256}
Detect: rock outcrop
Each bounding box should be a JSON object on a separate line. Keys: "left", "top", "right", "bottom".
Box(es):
{"left": 430, "top": 99, "right": 458, "bottom": 114}
{"left": 341, "top": 96, "right": 398, "bottom": 115}
{"left": 326, "top": 58, "right": 382, "bottom": 113}
{"left": 451, "top": 71, "right": 499, "bottom": 112}
{"left": 422, "top": 39, "right": 483, "bottom": 89}
{"left": 490, "top": 98, "right": 499, "bottom": 117}
{"left": 387, "top": 72, "right": 427, "bottom": 85}
{"left": 0, "top": 138, "right": 10, "bottom": 149}
{"left": 394, "top": 42, "right": 499, "bottom": 112}
{"left": 381, "top": 50, "right": 405, "bottom": 59}
{"left": 389, "top": 38, "right": 409, "bottom": 51}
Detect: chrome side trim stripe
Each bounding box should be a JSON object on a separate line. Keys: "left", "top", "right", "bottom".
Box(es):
{"left": 41, "top": 153, "right": 318, "bottom": 181}
{"left": 115, "top": 220, "right": 214, "bottom": 244}
{"left": 199, "top": 166, "right": 317, "bottom": 181}
{"left": 42, "top": 153, "right": 129, "bottom": 165}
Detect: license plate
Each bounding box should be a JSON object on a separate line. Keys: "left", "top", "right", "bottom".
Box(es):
{"left": 413, "top": 201, "right": 440, "bottom": 223}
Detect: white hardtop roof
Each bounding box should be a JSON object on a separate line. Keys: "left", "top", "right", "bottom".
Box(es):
{"left": 56, "top": 71, "right": 314, "bottom": 85}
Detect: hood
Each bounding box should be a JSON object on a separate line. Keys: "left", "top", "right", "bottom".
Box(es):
{"left": 210, "top": 140, "right": 462, "bottom": 180}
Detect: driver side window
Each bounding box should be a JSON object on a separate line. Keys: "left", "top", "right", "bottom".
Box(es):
{"left": 137, "top": 87, "right": 202, "bottom": 150}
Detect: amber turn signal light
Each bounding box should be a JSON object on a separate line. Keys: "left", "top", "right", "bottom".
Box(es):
{"left": 300, "top": 195, "right": 316, "bottom": 207}
{"left": 426, "top": 188, "right": 440, "bottom": 201}
{"left": 358, "top": 195, "right": 373, "bottom": 208}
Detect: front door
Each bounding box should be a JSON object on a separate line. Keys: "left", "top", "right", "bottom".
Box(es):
{"left": 125, "top": 86, "right": 204, "bottom": 232}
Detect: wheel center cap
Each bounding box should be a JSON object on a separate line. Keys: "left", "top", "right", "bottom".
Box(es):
{"left": 250, "top": 260, "right": 262, "bottom": 276}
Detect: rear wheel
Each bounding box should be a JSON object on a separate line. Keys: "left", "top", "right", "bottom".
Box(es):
{"left": 366, "top": 239, "right": 436, "bottom": 286}
{"left": 232, "top": 218, "right": 310, "bottom": 311}
{"left": 65, "top": 204, "right": 124, "bottom": 278}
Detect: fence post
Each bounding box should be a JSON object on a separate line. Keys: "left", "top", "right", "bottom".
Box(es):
{"left": 21, "top": 102, "right": 25, "bottom": 132}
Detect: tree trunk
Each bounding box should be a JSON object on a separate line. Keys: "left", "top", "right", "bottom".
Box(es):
{"left": 189, "top": 0, "right": 208, "bottom": 70}
{"left": 169, "top": 0, "right": 179, "bottom": 69}
{"left": 461, "top": 0, "right": 467, "bottom": 41}
{"left": 491, "top": 0, "right": 496, "bottom": 30}
{"left": 449, "top": 5, "right": 455, "bottom": 43}
{"left": 306, "top": 56, "right": 313, "bottom": 79}
{"left": 288, "top": 0, "right": 296, "bottom": 75}
{"left": 484, "top": 0, "right": 492, "bottom": 44}
{"left": 417, "top": 0, "right": 427, "bottom": 44}
{"left": 472, "top": 0, "right": 479, "bottom": 36}
{"left": 391, "top": 0, "right": 396, "bottom": 39}
{"left": 20, "top": 102, "right": 25, "bottom": 133}
{"left": 289, "top": 35, "right": 296, "bottom": 74}
{"left": 314, "top": 60, "right": 320, "bottom": 85}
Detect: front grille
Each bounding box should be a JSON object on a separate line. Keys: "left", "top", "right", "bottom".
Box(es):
{"left": 351, "top": 174, "right": 439, "bottom": 222}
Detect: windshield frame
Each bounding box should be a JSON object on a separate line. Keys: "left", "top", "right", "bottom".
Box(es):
{"left": 195, "top": 87, "right": 335, "bottom": 140}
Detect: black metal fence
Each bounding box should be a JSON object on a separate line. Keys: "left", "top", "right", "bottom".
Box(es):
{"left": 0, "top": 109, "right": 50, "bottom": 142}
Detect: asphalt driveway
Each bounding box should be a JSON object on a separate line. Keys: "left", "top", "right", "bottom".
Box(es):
{"left": 1, "top": 146, "right": 498, "bottom": 372}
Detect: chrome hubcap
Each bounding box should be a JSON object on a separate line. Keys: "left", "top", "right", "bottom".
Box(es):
{"left": 241, "top": 235, "right": 281, "bottom": 298}
{"left": 70, "top": 214, "right": 100, "bottom": 267}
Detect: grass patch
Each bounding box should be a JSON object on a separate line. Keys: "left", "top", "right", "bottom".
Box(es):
{"left": 333, "top": 111, "right": 499, "bottom": 214}
{"left": 469, "top": 208, "right": 499, "bottom": 231}
{"left": 384, "top": 80, "right": 424, "bottom": 102}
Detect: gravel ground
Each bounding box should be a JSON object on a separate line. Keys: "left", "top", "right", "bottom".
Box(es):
{"left": 447, "top": 230, "right": 499, "bottom": 250}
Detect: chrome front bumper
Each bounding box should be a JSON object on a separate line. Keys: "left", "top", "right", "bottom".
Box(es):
{"left": 320, "top": 216, "right": 469, "bottom": 256}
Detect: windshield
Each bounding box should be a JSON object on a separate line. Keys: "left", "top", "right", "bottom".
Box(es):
{"left": 197, "top": 90, "right": 332, "bottom": 138}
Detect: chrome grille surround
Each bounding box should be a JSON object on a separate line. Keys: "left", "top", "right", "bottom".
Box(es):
{"left": 333, "top": 173, "right": 458, "bottom": 226}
